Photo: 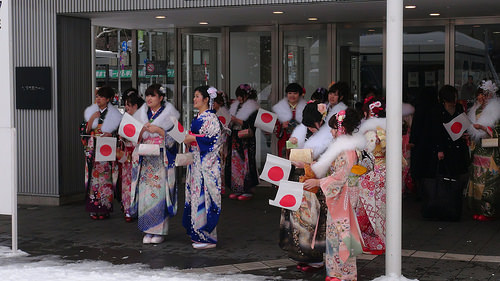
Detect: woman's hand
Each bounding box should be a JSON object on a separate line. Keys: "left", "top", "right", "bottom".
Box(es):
{"left": 183, "top": 134, "right": 196, "bottom": 145}
{"left": 86, "top": 111, "right": 100, "bottom": 133}
{"left": 101, "top": 132, "right": 112, "bottom": 137}
{"left": 289, "top": 137, "right": 298, "bottom": 144}
{"left": 292, "top": 161, "right": 305, "bottom": 169}
{"left": 437, "top": 151, "right": 444, "bottom": 160}
{"left": 282, "top": 121, "right": 289, "bottom": 129}
{"left": 303, "top": 178, "right": 320, "bottom": 192}
{"left": 231, "top": 116, "right": 243, "bottom": 126}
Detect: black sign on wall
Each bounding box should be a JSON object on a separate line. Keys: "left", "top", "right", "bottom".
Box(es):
{"left": 16, "top": 67, "right": 52, "bottom": 109}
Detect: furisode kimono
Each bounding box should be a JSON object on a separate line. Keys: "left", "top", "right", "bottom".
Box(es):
{"left": 81, "top": 102, "right": 122, "bottom": 216}
{"left": 272, "top": 98, "right": 307, "bottom": 158}
{"left": 466, "top": 97, "right": 500, "bottom": 218}
{"left": 183, "top": 109, "right": 222, "bottom": 244}
{"left": 130, "top": 103, "right": 179, "bottom": 235}
{"left": 117, "top": 138, "right": 136, "bottom": 216}
{"left": 311, "top": 134, "right": 366, "bottom": 281}
{"left": 356, "top": 118, "right": 387, "bottom": 253}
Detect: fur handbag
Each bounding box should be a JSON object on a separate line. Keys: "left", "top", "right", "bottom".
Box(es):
{"left": 137, "top": 144, "right": 160, "bottom": 156}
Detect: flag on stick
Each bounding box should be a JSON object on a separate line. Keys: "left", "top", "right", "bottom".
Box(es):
{"left": 118, "top": 113, "right": 144, "bottom": 144}
{"left": 259, "top": 154, "right": 292, "bottom": 185}
{"left": 443, "top": 113, "right": 471, "bottom": 141}
{"left": 269, "top": 180, "right": 304, "bottom": 211}
{"left": 254, "top": 108, "right": 278, "bottom": 133}
{"left": 168, "top": 116, "right": 187, "bottom": 143}
{"left": 95, "top": 137, "right": 117, "bottom": 162}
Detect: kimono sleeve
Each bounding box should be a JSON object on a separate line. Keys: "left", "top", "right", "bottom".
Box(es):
{"left": 319, "top": 150, "right": 356, "bottom": 200}
{"left": 196, "top": 114, "right": 221, "bottom": 154}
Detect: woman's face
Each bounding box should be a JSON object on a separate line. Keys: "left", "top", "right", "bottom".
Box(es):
{"left": 328, "top": 91, "right": 340, "bottom": 105}
{"left": 146, "top": 91, "right": 163, "bottom": 110}
{"left": 95, "top": 94, "right": 110, "bottom": 109}
{"left": 330, "top": 128, "right": 338, "bottom": 138}
{"left": 237, "top": 95, "right": 245, "bottom": 103}
{"left": 477, "top": 91, "right": 488, "bottom": 106}
{"left": 193, "top": 91, "right": 208, "bottom": 110}
{"left": 287, "top": 91, "right": 301, "bottom": 104}
{"left": 124, "top": 101, "right": 138, "bottom": 115}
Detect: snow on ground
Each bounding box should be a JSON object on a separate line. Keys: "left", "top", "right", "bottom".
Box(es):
{"left": 0, "top": 246, "right": 276, "bottom": 281}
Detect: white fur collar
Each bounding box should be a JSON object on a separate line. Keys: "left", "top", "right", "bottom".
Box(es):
{"left": 304, "top": 123, "right": 334, "bottom": 160}
{"left": 311, "top": 133, "right": 366, "bottom": 178}
{"left": 402, "top": 103, "right": 415, "bottom": 116}
{"left": 467, "top": 97, "right": 500, "bottom": 141}
{"left": 229, "top": 99, "right": 259, "bottom": 121}
{"left": 133, "top": 102, "right": 180, "bottom": 139}
{"left": 272, "top": 98, "right": 307, "bottom": 123}
{"left": 84, "top": 102, "right": 122, "bottom": 133}
{"left": 290, "top": 124, "right": 307, "bottom": 149}
{"left": 356, "top": 117, "right": 387, "bottom": 136}
{"left": 325, "top": 102, "right": 347, "bottom": 123}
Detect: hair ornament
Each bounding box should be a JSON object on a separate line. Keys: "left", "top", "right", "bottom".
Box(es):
{"left": 208, "top": 86, "right": 217, "bottom": 109}
{"left": 159, "top": 86, "right": 166, "bottom": 95}
{"left": 479, "top": 80, "right": 498, "bottom": 95}
{"left": 239, "top": 83, "right": 252, "bottom": 94}
{"left": 336, "top": 110, "right": 346, "bottom": 135}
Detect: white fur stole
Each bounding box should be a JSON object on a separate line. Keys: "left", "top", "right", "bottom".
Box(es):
{"left": 467, "top": 98, "right": 500, "bottom": 141}
{"left": 272, "top": 98, "right": 307, "bottom": 123}
{"left": 402, "top": 103, "right": 415, "bottom": 117}
{"left": 356, "top": 117, "right": 387, "bottom": 136}
{"left": 84, "top": 102, "right": 122, "bottom": 134}
{"left": 229, "top": 99, "right": 259, "bottom": 121}
{"left": 133, "top": 102, "right": 180, "bottom": 139}
{"left": 290, "top": 124, "right": 307, "bottom": 149}
{"left": 325, "top": 102, "right": 348, "bottom": 123}
{"left": 311, "top": 133, "right": 367, "bottom": 178}
{"left": 305, "top": 124, "right": 334, "bottom": 160}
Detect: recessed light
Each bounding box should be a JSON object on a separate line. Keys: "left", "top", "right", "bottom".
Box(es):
{"left": 493, "top": 31, "right": 500, "bottom": 34}
{"left": 427, "top": 39, "right": 434, "bottom": 42}
{"left": 155, "top": 16, "right": 166, "bottom": 19}
{"left": 347, "top": 41, "right": 353, "bottom": 45}
{"left": 308, "top": 17, "right": 318, "bottom": 21}
{"left": 273, "top": 11, "right": 284, "bottom": 14}
{"left": 473, "top": 25, "right": 481, "bottom": 28}
{"left": 199, "top": 22, "right": 209, "bottom": 25}
{"left": 368, "top": 29, "right": 376, "bottom": 32}
{"left": 405, "top": 5, "right": 416, "bottom": 9}
{"left": 429, "top": 13, "right": 440, "bottom": 16}
{"left": 306, "top": 36, "right": 313, "bottom": 39}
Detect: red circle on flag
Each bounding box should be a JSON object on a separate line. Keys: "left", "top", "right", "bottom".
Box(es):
{"left": 219, "top": 116, "right": 226, "bottom": 124}
{"left": 451, "top": 122, "right": 462, "bottom": 134}
{"left": 279, "top": 194, "right": 296, "bottom": 208}
{"left": 261, "top": 113, "right": 273, "bottom": 123}
{"left": 178, "top": 122, "right": 184, "bottom": 133}
{"left": 268, "top": 166, "right": 284, "bottom": 182}
{"left": 123, "top": 124, "right": 136, "bottom": 137}
{"left": 100, "top": 145, "right": 112, "bottom": 156}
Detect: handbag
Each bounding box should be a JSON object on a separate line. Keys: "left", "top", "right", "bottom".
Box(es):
{"left": 481, "top": 128, "right": 499, "bottom": 148}
{"left": 237, "top": 128, "right": 254, "bottom": 139}
{"left": 175, "top": 152, "right": 194, "bottom": 166}
{"left": 137, "top": 144, "right": 160, "bottom": 156}
{"left": 289, "top": 148, "right": 313, "bottom": 164}
{"left": 421, "top": 162, "right": 464, "bottom": 221}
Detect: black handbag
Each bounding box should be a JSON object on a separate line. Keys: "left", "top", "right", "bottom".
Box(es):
{"left": 421, "top": 162, "right": 464, "bottom": 221}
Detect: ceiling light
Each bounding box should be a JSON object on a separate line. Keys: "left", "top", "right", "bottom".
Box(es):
{"left": 368, "top": 29, "right": 376, "bottom": 32}
{"left": 199, "top": 22, "right": 209, "bottom": 25}
{"left": 429, "top": 13, "right": 440, "bottom": 16}
{"left": 306, "top": 36, "right": 313, "bottom": 39}
{"left": 308, "top": 17, "right": 318, "bottom": 21}
{"left": 273, "top": 11, "right": 284, "bottom": 14}
{"left": 155, "top": 16, "right": 166, "bottom": 19}
{"left": 493, "top": 31, "right": 500, "bottom": 34}
{"left": 473, "top": 25, "right": 481, "bottom": 28}
{"left": 405, "top": 5, "right": 416, "bottom": 9}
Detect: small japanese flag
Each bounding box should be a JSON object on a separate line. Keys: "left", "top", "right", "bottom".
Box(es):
{"left": 254, "top": 108, "right": 278, "bottom": 133}
{"left": 269, "top": 180, "right": 304, "bottom": 211}
{"left": 259, "top": 154, "right": 292, "bottom": 185}
{"left": 217, "top": 110, "right": 231, "bottom": 128}
{"left": 118, "top": 113, "right": 144, "bottom": 144}
{"left": 167, "top": 116, "right": 187, "bottom": 143}
{"left": 443, "top": 113, "right": 471, "bottom": 141}
{"left": 95, "top": 137, "right": 117, "bottom": 162}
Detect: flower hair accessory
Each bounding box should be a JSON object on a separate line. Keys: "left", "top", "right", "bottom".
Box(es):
{"left": 369, "top": 101, "right": 383, "bottom": 117}
{"left": 207, "top": 86, "right": 218, "bottom": 109}
{"left": 317, "top": 103, "right": 327, "bottom": 119}
{"left": 479, "top": 80, "right": 498, "bottom": 95}
{"left": 336, "top": 110, "right": 346, "bottom": 135}
{"left": 239, "top": 83, "right": 252, "bottom": 94}
{"left": 159, "top": 86, "right": 166, "bottom": 95}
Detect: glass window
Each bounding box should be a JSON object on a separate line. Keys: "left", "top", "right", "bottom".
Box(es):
{"left": 337, "top": 26, "right": 383, "bottom": 104}
{"left": 403, "top": 26, "right": 445, "bottom": 105}
{"left": 283, "top": 29, "right": 328, "bottom": 100}
{"left": 455, "top": 24, "right": 500, "bottom": 101}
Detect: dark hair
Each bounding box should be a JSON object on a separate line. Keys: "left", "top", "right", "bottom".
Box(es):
{"left": 235, "top": 84, "right": 257, "bottom": 100}
{"left": 145, "top": 84, "right": 166, "bottom": 105}
{"left": 362, "top": 96, "right": 386, "bottom": 118}
{"left": 302, "top": 101, "right": 324, "bottom": 128}
{"left": 96, "top": 86, "right": 115, "bottom": 100}
{"left": 328, "top": 81, "right": 349, "bottom": 101}
{"left": 329, "top": 108, "right": 361, "bottom": 135}
{"left": 439, "top": 85, "right": 458, "bottom": 103}
{"left": 123, "top": 88, "right": 145, "bottom": 108}
{"left": 214, "top": 91, "right": 228, "bottom": 107}
{"left": 285, "top": 83, "right": 304, "bottom": 95}
{"left": 362, "top": 87, "right": 378, "bottom": 100}
{"left": 194, "top": 85, "right": 210, "bottom": 100}
{"left": 311, "top": 87, "right": 328, "bottom": 103}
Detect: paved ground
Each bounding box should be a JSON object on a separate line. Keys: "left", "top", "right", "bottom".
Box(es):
{"left": 2, "top": 186, "right": 500, "bottom": 280}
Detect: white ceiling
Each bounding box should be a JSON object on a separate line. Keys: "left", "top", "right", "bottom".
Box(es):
{"left": 71, "top": 0, "right": 500, "bottom": 30}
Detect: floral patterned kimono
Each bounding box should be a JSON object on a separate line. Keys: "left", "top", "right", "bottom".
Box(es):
{"left": 183, "top": 109, "right": 222, "bottom": 244}
{"left": 312, "top": 135, "right": 366, "bottom": 281}
{"left": 81, "top": 102, "right": 122, "bottom": 216}
{"left": 118, "top": 138, "right": 136, "bottom": 216}
{"left": 356, "top": 118, "right": 387, "bottom": 253}
{"left": 131, "top": 103, "right": 179, "bottom": 235}
{"left": 272, "top": 98, "right": 307, "bottom": 158}
{"left": 216, "top": 106, "right": 231, "bottom": 192}
{"left": 466, "top": 97, "right": 500, "bottom": 217}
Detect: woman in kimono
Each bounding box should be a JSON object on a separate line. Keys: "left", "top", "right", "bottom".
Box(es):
{"left": 213, "top": 91, "right": 231, "bottom": 194}
{"left": 279, "top": 101, "right": 331, "bottom": 272}
{"left": 183, "top": 86, "right": 222, "bottom": 249}
{"left": 466, "top": 80, "right": 500, "bottom": 221}
{"left": 81, "top": 86, "right": 122, "bottom": 220}
{"left": 272, "top": 83, "right": 307, "bottom": 158}
{"left": 324, "top": 82, "right": 349, "bottom": 125}
{"left": 305, "top": 108, "right": 364, "bottom": 281}
{"left": 116, "top": 89, "right": 144, "bottom": 222}
{"left": 131, "top": 84, "right": 179, "bottom": 244}
{"left": 228, "top": 84, "right": 260, "bottom": 201}
{"left": 356, "top": 96, "right": 387, "bottom": 255}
